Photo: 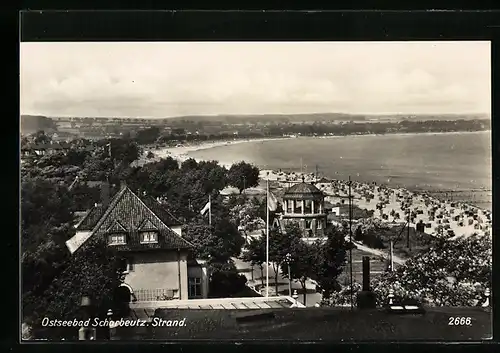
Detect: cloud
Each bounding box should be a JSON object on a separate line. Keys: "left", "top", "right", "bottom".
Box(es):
{"left": 20, "top": 41, "right": 491, "bottom": 117}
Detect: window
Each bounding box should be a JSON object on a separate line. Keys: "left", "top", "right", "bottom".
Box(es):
{"left": 305, "top": 220, "right": 312, "bottom": 229}
{"left": 140, "top": 231, "right": 158, "bottom": 244}
{"left": 188, "top": 277, "right": 202, "bottom": 298}
{"left": 108, "top": 233, "right": 126, "bottom": 245}
{"left": 304, "top": 200, "right": 312, "bottom": 214}
{"left": 286, "top": 201, "right": 292, "bottom": 214}
{"left": 317, "top": 220, "right": 322, "bottom": 229}
{"left": 294, "top": 200, "right": 302, "bottom": 213}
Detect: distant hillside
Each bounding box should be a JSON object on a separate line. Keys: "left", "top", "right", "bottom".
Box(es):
{"left": 43, "top": 112, "right": 490, "bottom": 126}
{"left": 160, "top": 112, "right": 490, "bottom": 125}
{"left": 161, "top": 113, "right": 367, "bottom": 124}
{"left": 21, "top": 115, "right": 57, "bottom": 134}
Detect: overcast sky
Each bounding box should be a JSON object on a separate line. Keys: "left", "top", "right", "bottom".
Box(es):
{"left": 20, "top": 41, "right": 490, "bottom": 118}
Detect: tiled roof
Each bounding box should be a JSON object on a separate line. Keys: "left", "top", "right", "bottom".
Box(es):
{"left": 71, "top": 185, "right": 193, "bottom": 253}
{"left": 283, "top": 182, "right": 325, "bottom": 200}
{"left": 140, "top": 196, "right": 183, "bottom": 226}
{"left": 76, "top": 204, "right": 105, "bottom": 231}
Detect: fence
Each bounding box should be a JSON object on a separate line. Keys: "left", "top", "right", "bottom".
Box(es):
{"left": 134, "top": 288, "right": 179, "bottom": 302}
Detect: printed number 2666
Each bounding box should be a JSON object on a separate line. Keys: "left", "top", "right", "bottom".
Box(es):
{"left": 448, "top": 317, "right": 472, "bottom": 326}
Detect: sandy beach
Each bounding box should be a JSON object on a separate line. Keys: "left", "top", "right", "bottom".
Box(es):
{"left": 148, "top": 130, "right": 489, "bottom": 167}
{"left": 139, "top": 132, "right": 492, "bottom": 240}
{"left": 148, "top": 137, "right": 290, "bottom": 168}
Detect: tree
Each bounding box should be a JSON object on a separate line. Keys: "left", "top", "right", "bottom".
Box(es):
{"left": 135, "top": 127, "right": 161, "bottom": 145}
{"left": 281, "top": 238, "right": 316, "bottom": 305}
{"left": 180, "top": 158, "right": 198, "bottom": 171}
{"left": 33, "top": 130, "right": 51, "bottom": 144}
{"left": 228, "top": 196, "right": 266, "bottom": 233}
{"left": 125, "top": 157, "right": 228, "bottom": 221}
{"left": 21, "top": 178, "right": 77, "bottom": 330}
{"left": 241, "top": 236, "right": 266, "bottom": 287}
{"left": 227, "top": 161, "right": 260, "bottom": 193}
{"left": 81, "top": 155, "right": 114, "bottom": 182}
{"left": 182, "top": 217, "right": 244, "bottom": 264}
{"left": 25, "top": 237, "right": 122, "bottom": 339}
{"left": 312, "top": 226, "right": 349, "bottom": 301}
{"left": 147, "top": 157, "right": 179, "bottom": 174}
{"left": 268, "top": 224, "right": 301, "bottom": 294}
{"left": 65, "top": 149, "right": 91, "bottom": 167}
{"left": 21, "top": 178, "right": 74, "bottom": 251}
{"left": 108, "top": 138, "right": 141, "bottom": 165}
{"left": 197, "top": 160, "right": 228, "bottom": 194}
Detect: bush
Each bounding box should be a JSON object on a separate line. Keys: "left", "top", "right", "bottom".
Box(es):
{"left": 323, "top": 282, "right": 362, "bottom": 306}
{"left": 321, "top": 235, "right": 492, "bottom": 308}
{"left": 371, "top": 234, "right": 492, "bottom": 307}
{"left": 208, "top": 262, "right": 249, "bottom": 298}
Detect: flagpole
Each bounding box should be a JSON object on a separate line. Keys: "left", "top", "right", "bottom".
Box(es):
{"left": 349, "top": 175, "right": 353, "bottom": 311}
{"left": 390, "top": 240, "right": 394, "bottom": 272}
{"left": 209, "top": 194, "right": 212, "bottom": 226}
{"left": 266, "top": 177, "right": 269, "bottom": 298}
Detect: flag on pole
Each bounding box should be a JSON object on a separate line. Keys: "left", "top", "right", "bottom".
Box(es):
{"left": 266, "top": 178, "right": 270, "bottom": 297}
{"left": 200, "top": 199, "right": 211, "bottom": 216}
{"left": 200, "top": 195, "right": 212, "bottom": 225}
{"left": 268, "top": 190, "right": 278, "bottom": 211}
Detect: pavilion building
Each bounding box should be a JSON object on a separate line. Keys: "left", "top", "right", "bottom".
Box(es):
{"left": 279, "top": 177, "right": 328, "bottom": 238}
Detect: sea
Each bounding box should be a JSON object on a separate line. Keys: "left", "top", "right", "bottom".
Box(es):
{"left": 188, "top": 131, "right": 492, "bottom": 211}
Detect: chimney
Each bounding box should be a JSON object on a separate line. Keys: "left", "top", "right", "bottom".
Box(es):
{"left": 101, "top": 182, "right": 110, "bottom": 208}
{"left": 362, "top": 256, "right": 370, "bottom": 291}
{"left": 120, "top": 180, "right": 127, "bottom": 189}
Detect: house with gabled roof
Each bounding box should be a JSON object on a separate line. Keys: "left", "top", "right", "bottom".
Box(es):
{"left": 66, "top": 183, "right": 209, "bottom": 303}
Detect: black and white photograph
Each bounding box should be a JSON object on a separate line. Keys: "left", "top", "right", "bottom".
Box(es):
{"left": 20, "top": 41, "right": 492, "bottom": 341}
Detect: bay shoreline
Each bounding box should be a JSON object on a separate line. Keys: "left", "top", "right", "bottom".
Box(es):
{"left": 150, "top": 130, "right": 491, "bottom": 170}
{"left": 142, "top": 130, "right": 492, "bottom": 238}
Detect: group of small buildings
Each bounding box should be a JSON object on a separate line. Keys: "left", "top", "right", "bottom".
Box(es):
{"left": 21, "top": 142, "right": 72, "bottom": 158}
